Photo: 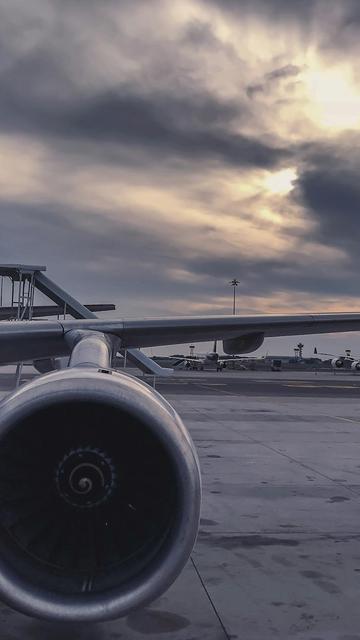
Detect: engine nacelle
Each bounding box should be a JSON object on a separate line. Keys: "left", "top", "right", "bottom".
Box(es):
{"left": 351, "top": 360, "right": 360, "bottom": 371}
{"left": 331, "top": 357, "right": 344, "bottom": 369}
{"left": 0, "top": 368, "right": 201, "bottom": 622}
{"left": 223, "top": 332, "right": 264, "bottom": 355}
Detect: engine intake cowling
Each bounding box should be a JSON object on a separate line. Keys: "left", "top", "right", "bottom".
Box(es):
{"left": 0, "top": 368, "right": 201, "bottom": 622}
{"left": 331, "top": 357, "right": 344, "bottom": 369}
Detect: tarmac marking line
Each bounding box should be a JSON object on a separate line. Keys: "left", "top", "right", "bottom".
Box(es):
{"left": 197, "top": 383, "right": 227, "bottom": 386}
{"left": 332, "top": 415, "right": 360, "bottom": 425}
{"left": 190, "top": 557, "right": 230, "bottom": 640}
{"left": 285, "top": 383, "right": 359, "bottom": 389}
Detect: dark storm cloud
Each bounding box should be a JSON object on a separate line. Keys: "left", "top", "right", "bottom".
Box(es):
{"left": 324, "top": 0, "right": 360, "bottom": 29}
{"left": 60, "top": 92, "right": 290, "bottom": 168}
{"left": 0, "top": 200, "right": 181, "bottom": 269}
{"left": 288, "top": 137, "right": 360, "bottom": 300}
{"left": 1, "top": 196, "right": 356, "bottom": 313}
{"left": 203, "top": 0, "right": 314, "bottom": 21}
{"left": 183, "top": 253, "right": 358, "bottom": 299}
{"left": 0, "top": 63, "right": 289, "bottom": 169}
{"left": 316, "top": 1, "right": 360, "bottom": 72}
{"left": 0, "top": 199, "right": 188, "bottom": 306}
{"left": 296, "top": 166, "right": 360, "bottom": 253}
{"left": 205, "top": 0, "right": 360, "bottom": 53}
{"left": 0, "top": 1, "right": 291, "bottom": 171}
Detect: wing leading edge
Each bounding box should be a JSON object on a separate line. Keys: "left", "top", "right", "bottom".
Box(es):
{"left": 1, "top": 313, "right": 360, "bottom": 365}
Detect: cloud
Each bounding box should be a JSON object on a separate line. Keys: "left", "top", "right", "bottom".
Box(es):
{"left": 0, "top": 199, "right": 188, "bottom": 311}
{"left": 0, "top": 57, "right": 288, "bottom": 168}
{"left": 0, "top": 4, "right": 290, "bottom": 170}
{"left": 265, "top": 64, "right": 302, "bottom": 82}
{"left": 247, "top": 64, "right": 302, "bottom": 100}
{"left": 246, "top": 84, "right": 265, "bottom": 99}
{"left": 295, "top": 163, "right": 360, "bottom": 256}
{"left": 0, "top": 0, "right": 360, "bottom": 361}
{"left": 48, "top": 91, "right": 289, "bottom": 168}
{"left": 202, "top": 0, "right": 315, "bottom": 22}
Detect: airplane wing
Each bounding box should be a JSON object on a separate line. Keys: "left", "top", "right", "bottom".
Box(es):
{"left": 1, "top": 312, "right": 360, "bottom": 364}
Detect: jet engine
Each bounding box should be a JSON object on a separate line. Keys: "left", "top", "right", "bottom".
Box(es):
{"left": 223, "top": 332, "right": 264, "bottom": 355}
{"left": 351, "top": 360, "right": 360, "bottom": 371}
{"left": 0, "top": 368, "right": 201, "bottom": 622}
{"left": 331, "top": 357, "right": 344, "bottom": 369}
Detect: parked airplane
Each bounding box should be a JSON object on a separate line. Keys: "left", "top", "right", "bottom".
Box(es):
{"left": 314, "top": 347, "right": 360, "bottom": 370}
{"left": 172, "top": 341, "right": 247, "bottom": 370}
{"left": 1, "top": 269, "right": 360, "bottom": 623}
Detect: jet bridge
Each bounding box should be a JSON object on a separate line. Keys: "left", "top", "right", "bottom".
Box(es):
{"left": 0, "top": 264, "right": 172, "bottom": 377}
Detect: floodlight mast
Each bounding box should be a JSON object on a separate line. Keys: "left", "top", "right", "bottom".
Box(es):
{"left": 229, "top": 278, "right": 240, "bottom": 315}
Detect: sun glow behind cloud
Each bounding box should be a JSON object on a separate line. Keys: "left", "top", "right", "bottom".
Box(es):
{"left": 264, "top": 167, "right": 298, "bottom": 195}
{"left": 303, "top": 65, "right": 360, "bottom": 130}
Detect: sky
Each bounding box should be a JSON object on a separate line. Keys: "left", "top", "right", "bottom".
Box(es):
{"left": 1, "top": 0, "right": 360, "bottom": 357}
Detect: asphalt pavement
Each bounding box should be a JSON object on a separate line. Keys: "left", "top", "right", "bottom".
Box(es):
{"left": 0, "top": 368, "right": 360, "bottom": 638}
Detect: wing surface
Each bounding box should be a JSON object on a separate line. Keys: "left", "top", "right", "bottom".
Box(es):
{"left": 1, "top": 313, "right": 360, "bottom": 364}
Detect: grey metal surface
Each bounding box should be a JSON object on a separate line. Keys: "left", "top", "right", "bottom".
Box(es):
{"left": 34, "top": 272, "right": 98, "bottom": 320}
{"left": 124, "top": 347, "right": 174, "bottom": 376}
{"left": 0, "top": 265, "right": 46, "bottom": 279}
{"left": 3, "top": 313, "right": 360, "bottom": 365}
{"left": 0, "top": 320, "right": 67, "bottom": 363}
{"left": 50, "top": 313, "right": 360, "bottom": 349}
{"left": 67, "top": 330, "right": 115, "bottom": 369}
{"left": 0, "top": 304, "right": 115, "bottom": 320}
{"left": 33, "top": 271, "right": 168, "bottom": 375}
{"left": 117, "top": 313, "right": 360, "bottom": 345}
{"left": 0, "top": 561, "right": 226, "bottom": 639}
{"left": 0, "top": 267, "right": 161, "bottom": 374}
{"left": 0, "top": 367, "right": 201, "bottom": 622}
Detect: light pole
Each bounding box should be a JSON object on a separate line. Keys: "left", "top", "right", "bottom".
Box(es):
{"left": 297, "top": 342, "right": 304, "bottom": 359}
{"left": 229, "top": 278, "right": 240, "bottom": 315}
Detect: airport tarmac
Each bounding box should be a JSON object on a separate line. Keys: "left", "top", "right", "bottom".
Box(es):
{"left": 0, "top": 368, "right": 360, "bottom": 639}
